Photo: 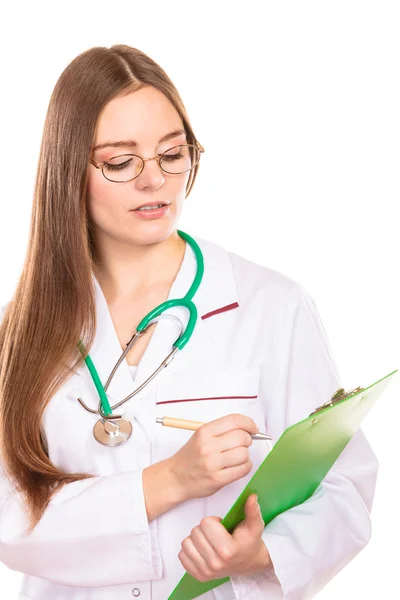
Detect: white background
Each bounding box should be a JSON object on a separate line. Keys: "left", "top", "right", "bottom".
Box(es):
{"left": 0, "top": 1, "right": 399, "bottom": 598}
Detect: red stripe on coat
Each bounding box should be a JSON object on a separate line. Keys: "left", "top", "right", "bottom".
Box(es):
{"left": 156, "top": 395, "right": 257, "bottom": 405}
{"left": 201, "top": 302, "right": 239, "bottom": 320}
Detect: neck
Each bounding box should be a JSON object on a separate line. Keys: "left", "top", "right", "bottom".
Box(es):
{"left": 92, "top": 230, "right": 186, "bottom": 302}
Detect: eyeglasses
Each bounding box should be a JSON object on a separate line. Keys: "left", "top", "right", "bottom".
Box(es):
{"left": 90, "top": 143, "right": 204, "bottom": 183}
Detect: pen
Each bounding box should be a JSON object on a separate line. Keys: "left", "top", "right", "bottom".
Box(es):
{"left": 155, "top": 416, "right": 274, "bottom": 440}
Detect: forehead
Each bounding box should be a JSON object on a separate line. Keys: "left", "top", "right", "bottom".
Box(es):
{"left": 93, "top": 86, "right": 184, "bottom": 149}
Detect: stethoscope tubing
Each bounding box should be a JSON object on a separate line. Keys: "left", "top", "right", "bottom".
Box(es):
{"left": 76, "top": 229, "right": 204, "bottom": 421}
{"left": 76, "top": 315, "right": 182, "bottom": 419}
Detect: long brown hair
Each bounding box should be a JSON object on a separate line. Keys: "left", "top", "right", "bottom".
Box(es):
{"left": 0, "top": 44, "right": 202, "bottom": 534}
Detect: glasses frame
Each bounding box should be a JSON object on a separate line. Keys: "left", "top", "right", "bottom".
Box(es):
{"left": 90, "top": 142, "right": 205, "bottom": 183}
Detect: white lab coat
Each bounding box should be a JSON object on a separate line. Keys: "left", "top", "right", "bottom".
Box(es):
{"left": 0, "top": 234, "right": 378, "bottom": 600}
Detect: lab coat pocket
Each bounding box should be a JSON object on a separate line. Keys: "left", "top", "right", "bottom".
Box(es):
{"left": 154, "top": 366, "right": 267, "bottom": 459}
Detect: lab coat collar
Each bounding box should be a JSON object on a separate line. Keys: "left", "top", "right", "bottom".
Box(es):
{"left": 76, "top": 234, "right": 239, "bottom": 407}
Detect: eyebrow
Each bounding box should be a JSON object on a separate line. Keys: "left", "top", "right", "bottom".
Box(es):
{"left": 91, "top": 129, "right": 187, "bottom": 152}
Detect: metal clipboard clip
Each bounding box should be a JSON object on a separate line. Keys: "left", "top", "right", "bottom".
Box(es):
{"left": 309, "top": 386, "right": 365, "bottom": 416}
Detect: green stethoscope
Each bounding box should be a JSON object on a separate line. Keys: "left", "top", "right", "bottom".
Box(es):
{"left": 75, "top": 230, "right": 204, "bottom": 447}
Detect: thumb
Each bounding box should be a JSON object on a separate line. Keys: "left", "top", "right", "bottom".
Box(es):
{"left": 244, "top": 494, "right": 263, "bottom": 531}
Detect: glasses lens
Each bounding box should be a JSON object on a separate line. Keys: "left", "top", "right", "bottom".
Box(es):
{"left": 101, "top": 145, "right": 201, "bottom": 182}
{"left": 103, "top": 154, "right": 143, "bottom": 182}
{"left": 160, "top": 145, "right": 200, "bottom": 174}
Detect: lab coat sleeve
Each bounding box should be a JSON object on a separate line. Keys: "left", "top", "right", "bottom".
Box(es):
{"left": 0, "top": 466, "right": 163, "bottom": 587}
{"left": 0, "top": 303, "right": 163, "bottom": 587}
{"left": 230, "top": 282, "right": 379, "bottom": 600}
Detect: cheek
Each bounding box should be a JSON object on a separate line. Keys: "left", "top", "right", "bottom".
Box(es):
{"left": 171, "top": 173, "right": 190, "bottom": 206}
{"left": 86, "top": 177, "right": 125, "bottom": 226}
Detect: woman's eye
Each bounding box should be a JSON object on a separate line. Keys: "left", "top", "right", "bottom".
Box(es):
{"left": 162, "top": 152, "right": 183, "bottom": 162}
{"left": 105, "top": 159, "right": 132, "bottom": 171}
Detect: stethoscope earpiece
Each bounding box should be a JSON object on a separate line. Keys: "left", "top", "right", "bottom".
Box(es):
{"left": 68, "top": 389, "right": 82, "bottom": 401}
{"left": 120, "top": 409, "right": 136, "bottom": 422}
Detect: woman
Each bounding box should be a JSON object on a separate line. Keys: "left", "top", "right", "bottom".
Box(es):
{"left": 0, "top": 44, "right": 378, "bottom": 600}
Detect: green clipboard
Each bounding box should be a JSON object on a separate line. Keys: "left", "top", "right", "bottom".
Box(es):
{"left": 167, "top": 368, "right": 398, "bottom": 600}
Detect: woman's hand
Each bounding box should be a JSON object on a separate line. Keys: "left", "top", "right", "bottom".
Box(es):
{"left": 178, "top": 493, "right": 273, "bottom": 583}
{"left": 168, "top": 413, "right": 259, "bottom": 501}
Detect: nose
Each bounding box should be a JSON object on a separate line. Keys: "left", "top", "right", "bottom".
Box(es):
{"left": 135, "top": 157, "right": 165, "bottom": 190}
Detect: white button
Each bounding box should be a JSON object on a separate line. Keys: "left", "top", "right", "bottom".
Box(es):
{"left": 131, "top": 588, "right": 140, "bottom": 597}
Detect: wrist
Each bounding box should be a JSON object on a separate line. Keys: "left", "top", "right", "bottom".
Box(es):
{"left": 243, "top": 541, "right": 273, "bottom": 576}
{"left": 255, "top": 540, "right": 275, "bottom": 576}
{"left": 258, "top": 540, "right": 272, "bottom": 569}
{"left": 164, "top": 457, "right": 190, "bottom": 504}
{"left": 142, "top": 457, "right": 188, "bottom": 522}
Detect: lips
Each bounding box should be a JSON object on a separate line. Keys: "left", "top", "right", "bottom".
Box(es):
{"left": 132, "top": 202, "right": 170, "bottom": 211}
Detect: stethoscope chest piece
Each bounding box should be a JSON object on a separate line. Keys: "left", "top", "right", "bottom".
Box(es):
{"left": 93, "top": 418, "right": 133, "bottom": 447}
